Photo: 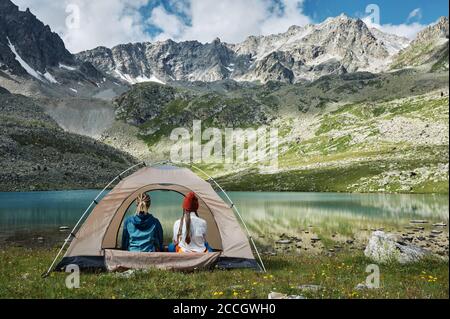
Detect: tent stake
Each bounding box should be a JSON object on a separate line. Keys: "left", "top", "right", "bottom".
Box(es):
{"left": 42, "top": 162, "right": 146, "bottom": 278}
{"left": 187, "top": 164, "right": 267, "bottom": 273}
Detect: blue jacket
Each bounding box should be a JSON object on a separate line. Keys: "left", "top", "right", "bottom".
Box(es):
{"left": 121, "top": 213, "right": 163, "bottom": 252}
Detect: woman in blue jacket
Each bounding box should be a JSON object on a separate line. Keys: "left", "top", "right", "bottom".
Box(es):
{"left": 121, "top": 193, "right": 163, "bottom": 252}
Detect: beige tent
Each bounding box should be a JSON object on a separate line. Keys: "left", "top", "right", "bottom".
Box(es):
{"left": 53, "top": 165, "right": 261, "bottom": 272}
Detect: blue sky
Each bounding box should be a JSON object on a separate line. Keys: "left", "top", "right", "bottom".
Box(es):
{"left": 302, "top": 0, "right": 448, "bottom": 25}
{"left": 13, "top": 0, "right": 449, "bottom": 53}
{"left": 140, "top": 0, "right": 448, "bottom": 39}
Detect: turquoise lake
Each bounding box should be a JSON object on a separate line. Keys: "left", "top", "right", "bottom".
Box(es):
{"left": 0, "top": 190, "right": 448, "bottom": 246}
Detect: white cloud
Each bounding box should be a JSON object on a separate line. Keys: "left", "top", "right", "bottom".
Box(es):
{"left": 150, "top": 0, "right": 312, "bottom": 43}
{"left": 13, "top": 0, "right": 151, "bottom": 53}
{"left": 362, "top": 16, "right": 427, "bottom": 40}
{"left": 11, "top": 0, "right": 435, "bottom": 52}
{"left": 407, "top": 8, "right": 422, "bottom": 22}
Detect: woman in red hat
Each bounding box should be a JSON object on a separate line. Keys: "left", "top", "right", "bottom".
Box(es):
{"left": 169, "top": 192, "right": 211, "bottom": 253}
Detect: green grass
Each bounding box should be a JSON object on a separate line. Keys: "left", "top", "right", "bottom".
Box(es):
{"left": 217, "top": 151, "right": 449, "bottom": 194}
{"left": 0, "top": 247, "right": 447, "bottom": 299}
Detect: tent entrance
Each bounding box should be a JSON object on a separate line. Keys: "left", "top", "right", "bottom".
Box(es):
{"left": 102, "top": 184, "right": 224, "bottom": 252}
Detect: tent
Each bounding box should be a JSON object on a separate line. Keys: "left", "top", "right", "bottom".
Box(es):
{"left": 52, "top": 164, "right": 262, "bottom": 272}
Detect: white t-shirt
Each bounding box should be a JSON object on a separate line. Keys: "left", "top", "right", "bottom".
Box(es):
{"left": 173, "top": 212, "right": 207, "bottom": 253}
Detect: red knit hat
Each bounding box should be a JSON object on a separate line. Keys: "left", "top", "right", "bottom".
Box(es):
{"left": 183, "top": 192, "right": 199, "bottom": 212}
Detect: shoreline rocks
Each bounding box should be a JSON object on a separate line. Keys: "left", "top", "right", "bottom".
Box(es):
{"left": 364, "top": 231, "right": 430, "bottom": 264}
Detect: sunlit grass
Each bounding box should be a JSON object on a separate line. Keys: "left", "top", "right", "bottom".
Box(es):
{"left": 0, "top": 247, "right": 447, "bottom": 299}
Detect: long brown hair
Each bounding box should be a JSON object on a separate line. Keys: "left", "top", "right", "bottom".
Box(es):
{"left": 177, "top": 192, "right": 199, "bottom": 244}
{"left": 136, "top": 193, "right": 151, "bottom": 214}
{"left": 177, "top": 210, "right": 192, "bottom": 244}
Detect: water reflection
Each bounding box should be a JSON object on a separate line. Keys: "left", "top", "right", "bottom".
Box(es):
{"left": 0, "top": 190, "right": 448, "bottom": 243}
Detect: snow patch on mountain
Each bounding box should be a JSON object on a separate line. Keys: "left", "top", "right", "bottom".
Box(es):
{"left": 44, "top": 71, "right": 58, "bottom": 84}
{"left": 113, "top": 69, "right": 165, "bottom": 85}
{"left": 7, "top": 37, "right": 43, "bottom": 82}
{"left": 59, "top": 63, "right": 76, "bottom": 71}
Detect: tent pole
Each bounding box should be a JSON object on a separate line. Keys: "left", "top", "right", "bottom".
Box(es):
{"left": 42, "top": 162, "right": 146, "bottom": 278}
{"left": 187, "top": 164, "right": 267, "bottom": 273}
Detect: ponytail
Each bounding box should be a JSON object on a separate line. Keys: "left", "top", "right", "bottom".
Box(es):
{"left": 177, "top": 210, "right": 192, "bottom": 244}
{"left": 136, "top": 193, "right": 151, "bottom": 214}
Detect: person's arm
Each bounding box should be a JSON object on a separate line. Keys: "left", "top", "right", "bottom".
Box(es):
{"left": 121, "top": 218, "right": 129, "bottom": 251}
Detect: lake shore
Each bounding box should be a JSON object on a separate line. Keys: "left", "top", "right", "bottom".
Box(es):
{"left": 0, "top": 247, "right": 448, "bottom": 299}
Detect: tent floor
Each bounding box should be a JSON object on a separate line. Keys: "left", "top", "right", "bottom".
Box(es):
{"left": 55, "top": 250, "right": 260, "bottom": 272}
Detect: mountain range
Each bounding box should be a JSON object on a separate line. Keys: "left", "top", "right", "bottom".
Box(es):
{"left": 77, "top": 14, "right": 414, "bottom": 84}
{"left": 0, "top": 0, "right": 448, "bottom": 193}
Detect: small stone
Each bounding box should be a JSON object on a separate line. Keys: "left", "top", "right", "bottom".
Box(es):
{"left": 433, "top": 223, "right": 447, "bottom": 227}
{"left": 355, "top": 283, "right": 368, "bottom": 290}
{"left": 410, "top": 220, "right": 429, "bottom": 224}
{"left": 311, "top": 236, "right": 321, "bottom": 242}
{"left": 431, "top": 230, "right": 443, "bottom": 235}
{"left": 276, "top": 239, "right": 292, "bottom": 245}
{"left": 346, "top": 239, "right": 354, "bottom": 245}
{"left": 268, "top": 292, "right": 287, "bottom": 299}
{"left": 298, "top": 284, "right": 323, "bottom": 292}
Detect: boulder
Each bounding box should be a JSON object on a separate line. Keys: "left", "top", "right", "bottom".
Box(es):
{"left": 268, "top": 292, "right": 306, "bottom": 299}
{"left": 364, "top": 231, "right": 429, "bottom": 264}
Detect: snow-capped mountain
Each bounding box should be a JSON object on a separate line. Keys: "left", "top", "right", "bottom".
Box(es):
{"left": 77, "top": 14, "right": 412, "bottom": 84}
{"left": 0, "top": 0, "right": 73, "bottom": 78}
{"left": 0, "top": 0, "right": 125, "bottom": 98}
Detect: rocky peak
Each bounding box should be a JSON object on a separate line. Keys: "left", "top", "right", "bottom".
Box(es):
{"left": 0, "top": 0, "right": 74, "bottom": 75}
{"left": 390, "top": 16, "right": 449, "bottom": 70}
{"left": 415, "top": 16, "right": 449, "bottom": 43}
{"left": 77, "top": 14, "right": 416, "bottom": 84}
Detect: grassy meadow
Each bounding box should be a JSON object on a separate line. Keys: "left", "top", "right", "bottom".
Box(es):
{"left": 0, "top": 247, "right": 448, "bottom": 299}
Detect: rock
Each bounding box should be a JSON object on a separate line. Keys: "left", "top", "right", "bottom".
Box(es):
{"left": 115, "top": 269, "right": 136, "bottom": 278}
{"left": 346, "top": 239, "right": 354, "bottom": 244}
{"left": 37, "top": 237, "right": 44, "bottom": 241}
{"left": 59, "top": 226, "right": 70, "bottom": 231}
{"left": 268, "top": 292, "right": 306, "bottom": 299}
{"left": 364, "top": 231, "right": 429, "bottom": 264}
{"left": 401, "top": 236, "right": 413, "bottom": 242}
{"left": 311, "top": 236, "right": 321, "bottom": 242}
{"left": 431, "top": 230, "right": 443, "bottom": 235}
{"left": 276, "top": 239, "right": 292, "bottom": 245}
{"left": 410, "top": 220, "right": 429, "bottom": 224}
{"left": 433, "top": 223, "right": 447, "bottom": 227}
{"left": 298, "top": 284, "right": 323, "bottom": 292}
{"left": 355, "top": 283, "right": 377, "bottom": 290}
{"left": 355, "top": 283, "right": 368, "bottom": 290}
